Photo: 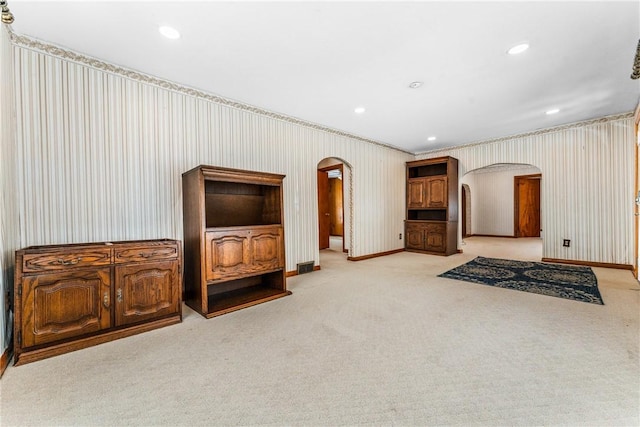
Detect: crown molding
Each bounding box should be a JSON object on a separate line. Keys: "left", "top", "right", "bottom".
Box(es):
{"left": 417, "top": 111, "right": 635, "bottom": 156}
{"left": 8, "top": 30, "right": 413, "bottom": 156}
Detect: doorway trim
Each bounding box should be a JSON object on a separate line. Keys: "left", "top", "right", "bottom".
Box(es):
{"left": 318, "top": 164, "right": 345, "bottom": 253}
{"left": 317, "top": 157, "right": 354, "bottom": 259}
{"left": 461, "top": 184, "right": 471, "bottom": 238}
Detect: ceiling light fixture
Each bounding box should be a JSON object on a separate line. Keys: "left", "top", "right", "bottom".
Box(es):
{"left": 409, "top": 81, "right": 423, "bottom": 89}
{"left": 546, "top": 108, "right": 560, "bottom": 115}
{"left": 427, "top": 136, "right": 437, "bottom": 142}
{"left": 159, "top": 26, "right": 181, "bottom": 40}
{"left": 507, "top": 43, "right": 529, "bottom": 55}
{"left": 354, "top": 107, "right": 366, "bottom": 114}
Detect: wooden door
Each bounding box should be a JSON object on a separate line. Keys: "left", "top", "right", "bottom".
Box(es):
{"left": 317, "top": 170, "right": 330, "bottom": 249}
{"left": 21, "top": 268, "right": 112, "bottom": 347}
{"left": 515, "top": 175, "right": 541, "bottom": 237}
{"left": 114, "top": 261, "right": 180, "bottom": 326}
{"left": 329, "top": 177, "right": 344, "bottom": 236}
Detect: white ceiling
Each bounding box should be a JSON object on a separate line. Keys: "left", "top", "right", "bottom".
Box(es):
{"left": 7, "top": 0, "right": 640, "bottom": 153}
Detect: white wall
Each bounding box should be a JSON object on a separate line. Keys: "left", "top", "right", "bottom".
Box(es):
{"left": 8, "top": 32, "right": 411, "bottom": 275}
{"left": 462, "top": 165, "right": 541, "bottom": 236}
{"left": 418, "top": 115, "right": 636, "bottom": 266}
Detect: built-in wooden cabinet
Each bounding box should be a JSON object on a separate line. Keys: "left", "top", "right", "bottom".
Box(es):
{"left": 405, "top": 156, "right": 458, "bottom": 256}
{"left": 14, "top": 239, "right": 182, "bottom": 366}
{"left": 182, "top": 165, "right": 290, "bottom": 318}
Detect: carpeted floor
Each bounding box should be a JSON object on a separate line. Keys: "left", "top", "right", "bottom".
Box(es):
{"left": 1, "top": 236, "right": 638, "bottom": 426}
{"left": 439, "top": 256, "right": 604, "bottom": 304}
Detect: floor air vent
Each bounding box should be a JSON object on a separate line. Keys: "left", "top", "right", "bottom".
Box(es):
{"left": 296, "top": 261, "right": 314, "bottom": 275}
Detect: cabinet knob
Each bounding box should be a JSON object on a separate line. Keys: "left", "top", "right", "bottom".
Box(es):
{"left": 103, "top": 292, "right": 110, "bottom": 309}
{"left": 117, "top": 288, "right": 123, "bottom": 303}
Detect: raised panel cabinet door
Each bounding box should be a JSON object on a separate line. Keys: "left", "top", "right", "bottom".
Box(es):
{"left": 405, "top": 224, "right": 426, "bottom": 250}
{"left": 425, "top": 224, "right": 446, "bottom": 252}
{"left": 205, "top": 230, "right": 251, "bottom": 281}
{"left": 21, "top": 268, "right": 111, "bottom": 348}
{"left": 426, "top": 177, "right": 448, "bottom": 208}
{"left": 114, "top": 261, "right": 180, "bottom": 326}
{"left": 250, "top": 227, "right": 284, "bottom": 270}
{"left": 407, "top": 178, "right": 428, "bottom": 209}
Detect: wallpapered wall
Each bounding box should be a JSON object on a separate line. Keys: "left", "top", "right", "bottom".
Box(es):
{"left": 8, "top": 33, "right": 412, "bottom": 266}
{"left": 0, "top": 30, "right": 414, "bottom": 357}
{"left": 1, "top": 26, "right": 18, "bottom": 361}
{"left": 417, "top": 115, "right": 636, "bottom": 266}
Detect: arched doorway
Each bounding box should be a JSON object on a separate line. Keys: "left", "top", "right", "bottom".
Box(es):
{"left": 460, "top": 163, "right": 543, "bottom": 260}
{"left": 317, "top": 157, "right": 352, "bottom": 257}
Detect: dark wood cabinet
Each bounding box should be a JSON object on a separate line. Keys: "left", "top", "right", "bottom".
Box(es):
{"left": 14, "top": 239, "right": 182, "bottom": 366}
{"left": 182, "top": 165, "right": 290, "bottom": 318}
{"left": 405, "top": 157, "right": 458, "bottom": 256}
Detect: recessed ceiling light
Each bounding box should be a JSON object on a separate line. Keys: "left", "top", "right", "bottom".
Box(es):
{"left": 159, "top": 26, "right": 180, "bottom": 39}
{"left": 546, "top": 108, "right": 560, "bottom": 115}
{"left": 409, "top": 81, "right": 423, "bottom": 89}
{"left": 354, "top": 107, "right": 366, "bottom": 114}
{"left": 427, "top": 136, "right": 437, "bottom": 141}
{"left": 507, "top": 43, "right": 529, "bottom": 55}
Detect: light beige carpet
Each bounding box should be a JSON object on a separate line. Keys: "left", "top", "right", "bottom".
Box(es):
{"left": 1, "top": 237, "right": 638, "bottom": 426}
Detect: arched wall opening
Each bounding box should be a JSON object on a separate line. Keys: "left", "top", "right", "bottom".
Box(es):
{"left": 460, "top": 163, "right": 543, "bottom": 258}
{"left": 317, "top": 157, "right": 353, "bottom": 262}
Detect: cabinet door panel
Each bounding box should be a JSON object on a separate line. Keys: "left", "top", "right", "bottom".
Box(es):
{"left": 407, "top": 178, "right": 427, "bottom": 209}
{"left": 115, "top": 261, "right": 180, "bottom": 326}
{"left": 205, "top": 231, "right": 251, "bottom": 281}
{"left": 405, "top": 224, "right": 425, "bottom": 250}
{"left": 21, "top": 268, "right": 111, "bottom": 347}
{"left": 251, "top": 228, "right": 284, "bottom": 270}
{"left": 425, "top": 224, "right": 447, "bottom": 252}
{"left": 426, "top": 177, "right": 447, "bottom": 208}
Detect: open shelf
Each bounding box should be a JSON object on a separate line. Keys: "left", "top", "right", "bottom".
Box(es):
{"left": 407, "top": 209, "right": 447, "bottom": 221}
{"left": 206, "top": 286, "right": 290, "bottom": 318}
{"left": 205, "top": 181, "right": 281, "bottom": 227}
{"left": 408, "top": 162, "right": 448, "bottom": 178}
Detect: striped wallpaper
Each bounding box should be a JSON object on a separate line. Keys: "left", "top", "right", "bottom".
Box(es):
{"left": 7, "top": 31, "right": 411, "bottom": 276}
{"left": 1, "top": 26, "right": 18, "bottom": 357}
{"left": 417, "top": 115, "right": 636, "bottom": 266}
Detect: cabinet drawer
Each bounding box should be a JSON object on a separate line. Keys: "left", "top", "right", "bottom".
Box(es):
{"left": 22, "top": 248, "right": 112, "bottom": 273}
{"left": 114, "top": 244, "right": 179, "bottom": 264}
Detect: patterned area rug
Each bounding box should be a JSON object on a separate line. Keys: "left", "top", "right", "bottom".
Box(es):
{"left": 439, "top": 256, "right": 603, "bottom": 305}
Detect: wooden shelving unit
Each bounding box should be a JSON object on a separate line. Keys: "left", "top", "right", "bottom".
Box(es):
{"left": 182, "top": 165, "right": 290, "bottom": 318}
{"left": 405, "top": 156, "right": 459, "bottom": 256}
